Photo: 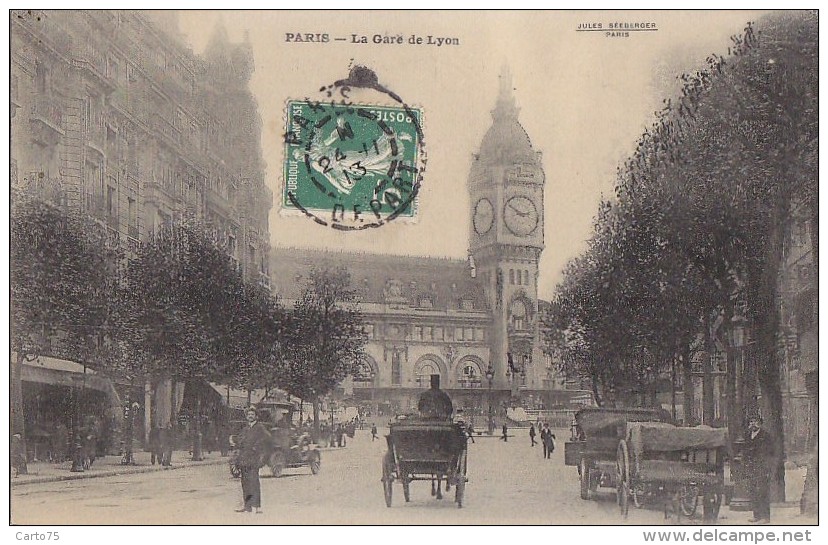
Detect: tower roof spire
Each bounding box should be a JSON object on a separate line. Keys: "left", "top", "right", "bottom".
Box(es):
{"left": 493, "top": 64, "right": 518, "bottom": 119}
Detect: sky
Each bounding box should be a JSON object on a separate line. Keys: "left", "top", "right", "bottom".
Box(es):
{"left": 176, "top": 10, "right": 767, "bottom": 300}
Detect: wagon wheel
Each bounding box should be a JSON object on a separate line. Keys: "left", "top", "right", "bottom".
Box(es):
{"left": 632, "top": 482, "right": 647, "bottom": 508}
{"left": 619, "top": 481, "right": 630, "bottom": 518}
{"left": 382, "top": 452, "right": 394, "bottom": 508}
{"left": 702, "top": 490, "right": 723, "bottom": 523}
{"left": 617, "top": 440, "right": 630, "bottom": 518}
{"left": 402, "top": 477, "right": 411, "bottom": 502}
{"left": 678, "top": 484, "right": 700, "bottom": 517}
{"left": 579, "top": 457, "right": 592, "bottom": 500}
{"left": 309, "top": 450, "right": 321, "bottom": 475}
{"left": 455, "top": 451, "right": 467, "bottom": 508}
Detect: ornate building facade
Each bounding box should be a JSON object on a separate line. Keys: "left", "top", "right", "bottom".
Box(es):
{"left": 11, "top": 10, "right": 271, "bottom": 441}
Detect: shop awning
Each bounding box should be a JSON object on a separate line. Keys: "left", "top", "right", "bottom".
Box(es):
{"left": 208, "top": 383, "right": 269, "bottom": 410}
{"left": 19, "top": 354, "right": 122, "bottom": 408}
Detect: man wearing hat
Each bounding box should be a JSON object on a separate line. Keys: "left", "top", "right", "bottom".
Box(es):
{"left": 235, "top": 406, "right": 271, "bottom": 514}
{"left": 743, "top": 412, "right": 773, "bottom": 524}
{"left": 417, "top": 375, "right": 453, "bottom": 419}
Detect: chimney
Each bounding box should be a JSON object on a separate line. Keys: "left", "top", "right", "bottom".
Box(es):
{"left": 430, "top": 374, "right": 440, "bottom": 389}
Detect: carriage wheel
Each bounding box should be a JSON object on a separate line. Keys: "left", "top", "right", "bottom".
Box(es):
{"left": 679, "top": 484, "right": 700, "bottom": 517}
{"left": 616, "top": 441, "right": 630, "bottom": 506}
{"left": 579, "top": 458, "right": 592, "bottom": 500}
{"left": 632, "top": 483, "right": 646, "bottom": 508}
{"left": 702, "top": 491, "right": 722, "bottom": 522}
{"left": 619, "top": 481, "right": 630, "bottom": 518}
{"left": 455, "top": 451, "right": 467, "bottom": 508}
{"left": 268, "top": 451, "right": 285, "bottom": 478}
{"left": 382, "top": 453, "right": 394, "bottom": 508}
{"left": 309, "top": 451, "right": 321, "bottom": 475}
{"left": 403, "top": 478, "right": 411, "bottom": 502}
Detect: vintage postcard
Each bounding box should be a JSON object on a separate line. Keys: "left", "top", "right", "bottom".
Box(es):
{"left": 8, "top": 8, "right": 818, "bottom": 532}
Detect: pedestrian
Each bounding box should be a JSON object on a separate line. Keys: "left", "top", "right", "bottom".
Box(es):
{"left": 235, "top": 406, "right": 271, "bottom": 514}
{"left": 466, "top": 422, "right": 475, "bottom": 444}
{"left": 371, "top": 423, "right": 378, "bottom": 441}
{"left": 160, "top": 422, "right": 174, "bottom": 466}
{"left": 148, "top": 425, "right": 162, "bottom": 465}
{"left": 744, "top": 413, "right": 773, "bottom": 524}
{"left": 544, "top": 427, "right": 556, "bottom": 459}
{"left": 500, "top": 423, "right": 508, "bottom": 442}
{"left": 337, "top": 424, "right": 346, "bottom": 447}
{"left": 529, "top": 423, "right": 537, "bottom": 446}
{"left": 540, "top": 423, "right": 550, "bottom": 458}
{"left": 11, "top": 433, "right": 26, "bottom": 477}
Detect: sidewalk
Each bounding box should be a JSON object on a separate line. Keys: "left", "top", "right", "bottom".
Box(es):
{"left": 12, "top": 443, "right": 349, "bottom": 486}
{"left": 10, "top": 449, "right": 227, "bottom": 486}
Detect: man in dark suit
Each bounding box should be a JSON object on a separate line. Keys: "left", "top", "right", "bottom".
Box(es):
{"left": 540, "top": 423, "right": 550, "bottom": 458}
{"left": 743, "top": 413, "right": 774, "bottom": 524}
{"left": 235, "top": 406, "right": 271, "bottom": 514}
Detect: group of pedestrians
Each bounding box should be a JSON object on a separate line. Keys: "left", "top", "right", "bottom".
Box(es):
{"left": 529, "top": 423, "right": 556, "bottom": 459}
{"left": 147, "top": 423, "right": 175, "bottom": 467}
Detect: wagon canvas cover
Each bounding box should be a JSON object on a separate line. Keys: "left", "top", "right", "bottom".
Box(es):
{"left": 627, "top": 422, "right": 728, "bottom": 456}
{"left": 575, "top": 408, "right": 673, "bottom": 438}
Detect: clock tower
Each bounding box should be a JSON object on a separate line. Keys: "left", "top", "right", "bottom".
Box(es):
{"left": 469, "top": 67, "right": 545, "bottom": 393}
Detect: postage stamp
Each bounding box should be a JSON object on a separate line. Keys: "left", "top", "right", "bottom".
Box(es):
{"left": 283, "top": 98, "right": 422, "bottom": 229}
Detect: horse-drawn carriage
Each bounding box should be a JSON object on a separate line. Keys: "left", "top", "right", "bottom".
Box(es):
{"left": 381, "top": 419, "right": 469, "bottom": 508}
{"left": 616, "top": 422, "right": 727, "bottom": 522}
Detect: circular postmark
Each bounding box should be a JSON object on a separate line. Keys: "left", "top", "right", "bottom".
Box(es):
{"left": 282, "top": 66, "right": 426, "bottom": 230}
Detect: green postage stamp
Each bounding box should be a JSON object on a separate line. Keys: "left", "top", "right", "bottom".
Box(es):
{"left": 283, "top": 100, "right": 422, "bottom": 228}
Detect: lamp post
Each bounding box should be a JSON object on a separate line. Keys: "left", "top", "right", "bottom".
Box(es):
{"left": 485, "top": 364, "right": 495, "bottom": 435}
{"left": 369, "top": 371, "right": 376, "bottom": 418}
{"left": 70, "top": 374, "right": 85, "bottom": 472}
{"left": 328, "top": 401, "right": 338, "bottom": 448}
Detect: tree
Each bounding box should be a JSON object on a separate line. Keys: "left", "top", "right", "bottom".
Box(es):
{"left": 10, "top": 198, "right": 122, "bottom": 472}
{"left": 280, "top": 267, "right": 367, "bottom": 438}
{"left": 122, "top": 222, "right": 286, "bottom": 460}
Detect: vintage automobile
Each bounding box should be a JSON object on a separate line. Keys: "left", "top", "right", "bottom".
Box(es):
{"left": 229, "top": 401, "right": 321, "bottom": 478}
{"left": 564, "top": 407, "right": 673, "bottom": 501}
{"left": 616, "top": 421, "right": 727, "bottom": 522}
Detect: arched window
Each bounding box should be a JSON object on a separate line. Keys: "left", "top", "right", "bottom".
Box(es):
{"left": 457, "top": 360, "right": 483, "bottom": 389}
{"left": 415, "top": 360, "right": 440, "bottom": 388}
{"left": 511, "top": 299, "right": 527, "bottom": 330}
{"left": 353, "top": 359, "right": 375, "bottom": 388}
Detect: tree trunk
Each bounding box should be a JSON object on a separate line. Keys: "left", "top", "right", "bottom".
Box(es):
{"left": 192, "top": 387, "right": 203, "bottom": 461}
{"left": 702, "top": 313, "right": 715, "bottom": 425}
{"left": 590, "top": 375, "right": 603, "bottom": 407}
{"left": 750, "top": 202, "right": 788, "bottom": 502}
{"left": 312, "top": 397, "right": 321, "bottom": 441}
{"left": 11, "top": 351, "right": 28, "bottom": 474}
{"left": 682, "top": 344, "right": 695, "bottom": 426}
{"left": 801, "top": 199, "right": 818, "bottom": 515}
{"left": 670, "top": 356, "right": 677, "bottom": 422}
{"left": 800, "top": 370, "right": 817, "bottom": 515}
{"left": 723, "top": 305, "right": 741, "bottom": 446}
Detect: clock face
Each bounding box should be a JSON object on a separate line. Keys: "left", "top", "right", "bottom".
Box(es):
{"left": 473, "top": 198, "right": 494, "bottom": 235}
{"left": 504, "top": 196, "right": 538, "bottom": 236}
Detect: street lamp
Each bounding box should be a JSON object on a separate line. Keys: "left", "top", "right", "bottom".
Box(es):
{"left": 485, "top": 363, "right": 495, "bottom": 435}
{"left": 70, "top": 374, "right": 86, "bottom": 472}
